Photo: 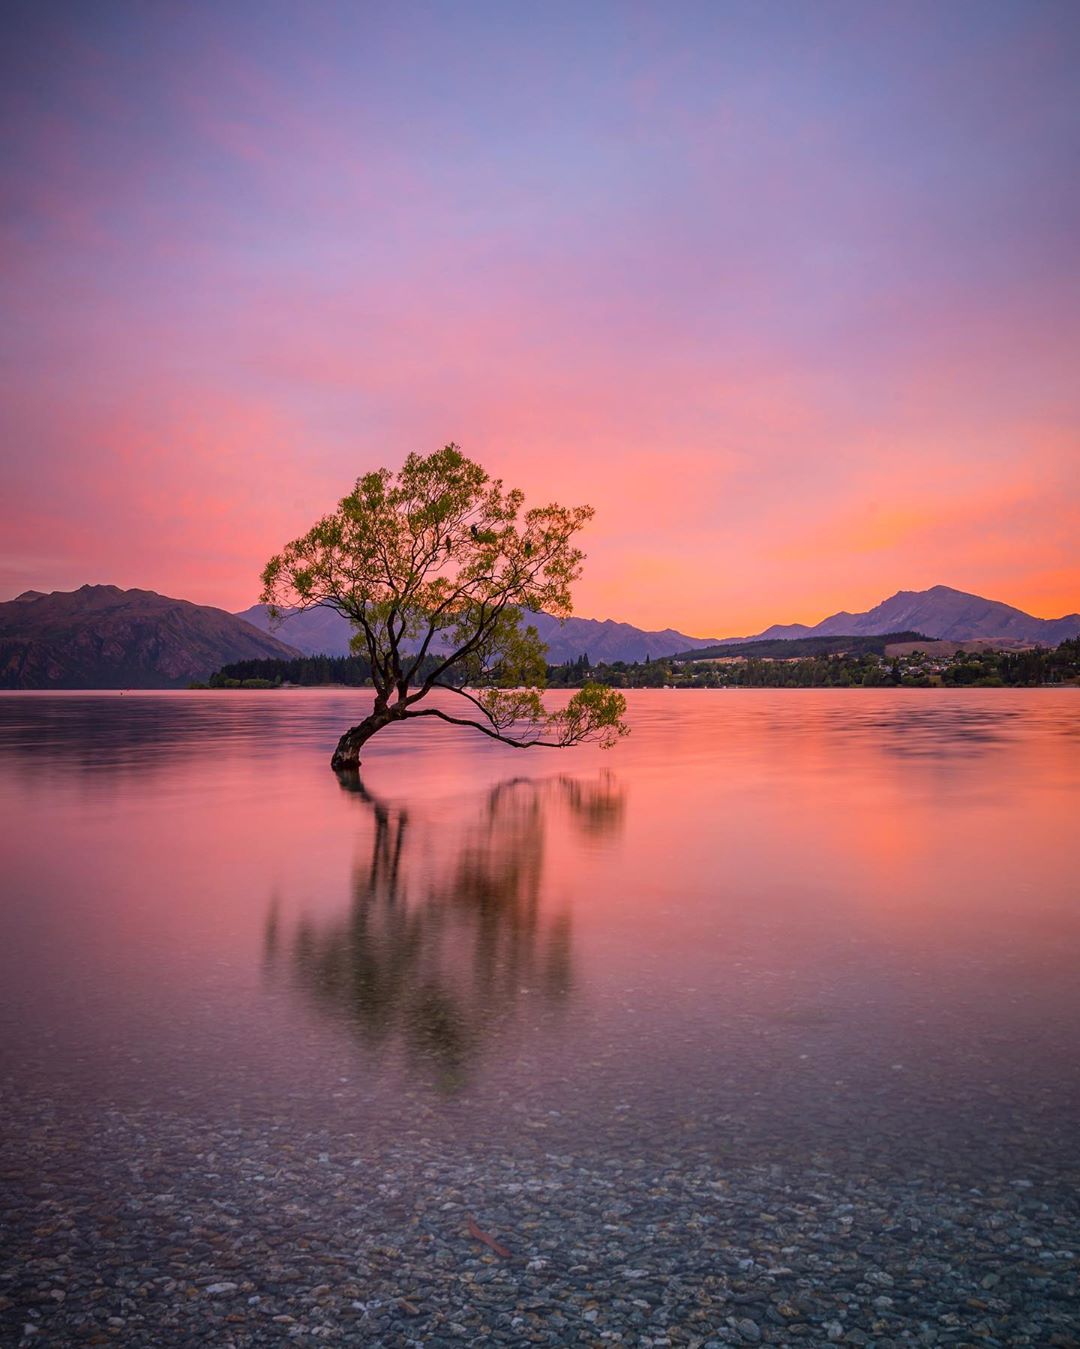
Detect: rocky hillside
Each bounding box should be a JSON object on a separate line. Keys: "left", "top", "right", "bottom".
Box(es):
{"left": 0, "top": 586, "right": 301, "bottom": 688}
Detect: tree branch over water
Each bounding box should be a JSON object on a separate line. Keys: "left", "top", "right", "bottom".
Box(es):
{"left": 261, "top": 445, "right": 628, "bottom": 769}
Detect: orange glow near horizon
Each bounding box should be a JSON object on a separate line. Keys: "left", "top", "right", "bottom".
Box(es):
{"left": 1, "top": 6, "right": 1077, "bottom": 636}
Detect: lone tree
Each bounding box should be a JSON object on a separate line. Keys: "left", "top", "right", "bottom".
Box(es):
{"left": 261, "top": 445, "right": 628, "bottom": 770}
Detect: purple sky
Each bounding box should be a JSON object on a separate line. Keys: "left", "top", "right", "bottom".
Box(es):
{"left": 2, "top": 1, "right": 1078, "bottom": 632}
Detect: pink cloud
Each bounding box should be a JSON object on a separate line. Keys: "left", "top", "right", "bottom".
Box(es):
{"left": 1, "top": 4, "right": 1077, "bottom": 632}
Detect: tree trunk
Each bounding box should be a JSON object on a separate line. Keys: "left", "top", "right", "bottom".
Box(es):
{"left": 330, "top": 710, "right": 395, "bottom": 771}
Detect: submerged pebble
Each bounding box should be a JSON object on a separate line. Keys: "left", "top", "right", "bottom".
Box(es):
{"left": 1, "top": 1077, "right": 1077, "bottom": 1347}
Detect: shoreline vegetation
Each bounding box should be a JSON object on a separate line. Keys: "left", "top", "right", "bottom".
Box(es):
{"left": 194, "top": 634, "right": 1080, "bottom": 691}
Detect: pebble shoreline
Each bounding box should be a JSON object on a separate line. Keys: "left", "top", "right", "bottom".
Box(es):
{"left": 3, "top": 1094, "right": 1077, "bottom": 1348}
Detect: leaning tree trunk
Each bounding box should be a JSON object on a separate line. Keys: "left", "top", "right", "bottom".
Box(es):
{"left": 330, "top": 710, "right": 396, "bottom": 772}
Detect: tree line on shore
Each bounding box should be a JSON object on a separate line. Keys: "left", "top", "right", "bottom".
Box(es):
{"left": 196, "top": 652, "right": 467, "bottom": 689}
{"left": 199, "top": 638, "right": 1080, "bottom": 690}
{"left": 547, "top": 640, "right": 1080, "bottom": 689}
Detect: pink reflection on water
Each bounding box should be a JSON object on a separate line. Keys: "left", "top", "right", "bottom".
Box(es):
{"left": 0, "top": 689, "right": 1077, "bottom": 1155}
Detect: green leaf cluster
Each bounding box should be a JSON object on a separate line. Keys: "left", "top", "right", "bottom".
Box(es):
{"left": 261, "top": 445, "right": 628, "bottom": 750}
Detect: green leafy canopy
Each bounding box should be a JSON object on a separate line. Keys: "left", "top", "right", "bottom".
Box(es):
{"left": 261, "top": 445, "right": 628, "bottom": 751}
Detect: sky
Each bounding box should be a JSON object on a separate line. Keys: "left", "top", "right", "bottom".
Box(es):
{"left": 2, "top": 0, "right": 1078, "bottom": 636}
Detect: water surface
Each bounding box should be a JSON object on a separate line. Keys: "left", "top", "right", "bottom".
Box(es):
{"left": 2, "top": 690, "right": 1077, "bottom": 1344}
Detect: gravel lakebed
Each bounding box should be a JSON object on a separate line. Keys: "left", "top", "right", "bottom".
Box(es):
{"left": 2, "top": 1080, "right": 1077, "bottom": 1349}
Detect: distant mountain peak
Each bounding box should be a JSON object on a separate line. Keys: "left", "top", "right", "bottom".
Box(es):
{"left": 726, "top": 584, "right": 1078, "bottom": 647}
{"left": 0, "top": 584, "right": 301, "bottom": 688}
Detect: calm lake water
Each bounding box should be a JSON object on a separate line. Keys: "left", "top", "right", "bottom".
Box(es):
{"left": 2, "top": 689, "right": 1078, "bottom": 1345}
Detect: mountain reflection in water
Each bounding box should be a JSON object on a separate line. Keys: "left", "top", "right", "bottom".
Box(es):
{"left": 266, "top": 772, "right": 625, "bottom": 1090}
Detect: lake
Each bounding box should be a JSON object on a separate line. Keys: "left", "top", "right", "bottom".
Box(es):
{"left": 1, "top": 689, "right": 1078, "bottom": 1345}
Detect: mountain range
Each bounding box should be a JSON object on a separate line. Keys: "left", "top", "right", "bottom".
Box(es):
{"left": 240, "top": 585, "right": 1079, "bottom": 664}
{"left": 235, "top": 604, "right": 721, "bottom": 665}
{"left": 0, "top": 585, "right": 299, "bottom": 689}
{"left": 0, "top": 583, "right": 1075, "bottom": 688}
{"left": 718, "top": 585, "right": 1080, "bottom": 648}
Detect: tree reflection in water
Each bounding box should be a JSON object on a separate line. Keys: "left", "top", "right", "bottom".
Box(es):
{"left": 267, "top": 772, "right": 625, "bottom": 1091}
